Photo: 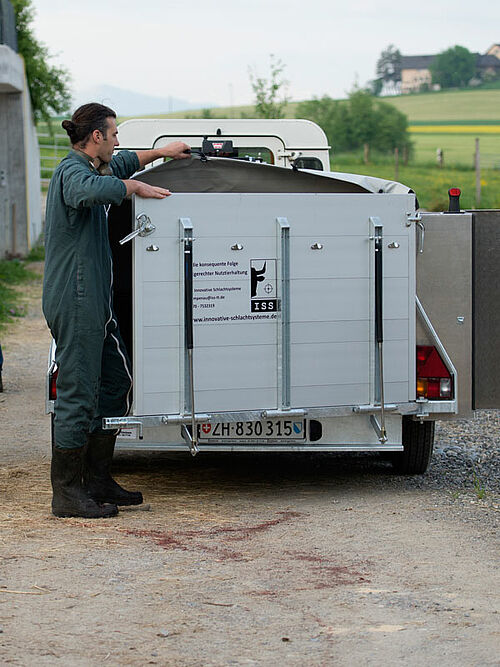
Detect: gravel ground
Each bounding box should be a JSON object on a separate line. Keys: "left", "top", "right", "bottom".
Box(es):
{"left": 0, "top": 265, "right": 498, "bottom": 666}
{"left": 406, "top": 412, "right": 500, "bottom": 496}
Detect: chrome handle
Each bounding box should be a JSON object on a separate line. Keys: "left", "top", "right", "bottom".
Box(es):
{"left": 416, "top": 220, "right": 425, "bottom": 254}
{"left": 119, "top": 213, "right": 156, "bottom": 245}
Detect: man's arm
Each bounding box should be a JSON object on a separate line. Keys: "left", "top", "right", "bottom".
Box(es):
{"left": 135, "top": 141, "right": 191, "bottom": 168}
{"left": 123, "top": 180, "right": 172, "bottom": 199}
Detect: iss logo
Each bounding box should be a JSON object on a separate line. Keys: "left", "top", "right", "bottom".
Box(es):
{"left": 250, "top": 259, "right": 279, "bottom": 312}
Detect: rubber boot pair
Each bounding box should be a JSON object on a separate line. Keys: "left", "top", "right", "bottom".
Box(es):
{"left": 51, "top": 434, "right": 143, "bottom": 518}
{"left": 83, "top": 433, "right": 143, "bottom": 507}
{"left": 51, "top": 446, "right": 119, "bottom": 518}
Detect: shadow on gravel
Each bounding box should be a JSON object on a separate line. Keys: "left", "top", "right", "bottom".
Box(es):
{"left": 112, "top": 444, "right": 499, "bottom": 497}
{"left": 112, "top": 451, "right": 410, "bottom": 494}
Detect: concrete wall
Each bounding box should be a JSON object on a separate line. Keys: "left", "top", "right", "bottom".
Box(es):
{"left": 0, "top": 44, "right": 41, "bottom": 257}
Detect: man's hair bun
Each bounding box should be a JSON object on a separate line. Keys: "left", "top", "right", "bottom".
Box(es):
{"left": 61, "top": 120, "right": 75, "bottom": 132}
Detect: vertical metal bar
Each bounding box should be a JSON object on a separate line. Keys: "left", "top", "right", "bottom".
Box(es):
{"left": 277, "top": 217, "right": 290, "bottom": 409}
{"left": 374, "top": 224, "right": 387, "bottom": 443}
{"left": 179, "top": 218, "right": 198, "bottom": 456}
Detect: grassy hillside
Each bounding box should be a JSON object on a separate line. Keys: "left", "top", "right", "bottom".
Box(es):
{"left": 139, "top": 88, "right": 500, "bottom": 124}
{"left": 386, "top": 89, "right": 500, "bottom": 123}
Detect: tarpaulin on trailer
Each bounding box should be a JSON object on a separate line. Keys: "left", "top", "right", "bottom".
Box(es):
{"left": 131, "top": 155, "right": 372, "bottom": 194}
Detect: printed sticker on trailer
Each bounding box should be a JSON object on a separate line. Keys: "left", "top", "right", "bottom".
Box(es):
{"left": 250, "top": 258, "right": 279, "bottom": 313}
{"left": 118, "top": 428, "right": 138, "bottom": 439}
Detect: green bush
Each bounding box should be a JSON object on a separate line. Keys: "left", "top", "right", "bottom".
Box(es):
{"left": 296, "top": 89, "right": 412, "bottom": 156}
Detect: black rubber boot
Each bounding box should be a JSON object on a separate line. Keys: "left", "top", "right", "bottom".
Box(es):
{"left": 84, "top": 433, "right": 143, "bottom": 506}
{"left": 51, "top": 446, "right": 118, "bottom": 518}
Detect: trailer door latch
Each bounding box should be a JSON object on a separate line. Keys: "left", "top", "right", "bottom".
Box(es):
{"left": 119, "top": 213, "right": 156, "bottom": 245}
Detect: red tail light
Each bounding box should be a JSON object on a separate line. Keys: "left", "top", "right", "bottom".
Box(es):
{"left": 49, "top": 367, "right": 58, "bottom": 401}
{"left": 416, "top": 346, "right": 453, "bottom": 400}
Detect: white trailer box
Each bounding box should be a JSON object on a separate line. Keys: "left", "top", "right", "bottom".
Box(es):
{"left": 48, "top": 119, "right": 500, "bottom": 474}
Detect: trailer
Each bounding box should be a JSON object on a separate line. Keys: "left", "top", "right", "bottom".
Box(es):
{"left": 46, "top": 119, "right": 500, "bottom": 474}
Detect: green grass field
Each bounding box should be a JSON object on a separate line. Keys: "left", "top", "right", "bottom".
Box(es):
{"left": 330, "top": 154, "right": 500, "bottom": 210}
{"left": 387, "top": 89, "right": 500, "bottom": 122}
{"left": 409, "top": 132, "right": 500, "bottom": 168}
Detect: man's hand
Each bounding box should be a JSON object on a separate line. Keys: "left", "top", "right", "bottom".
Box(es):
{"left": 135, "top": 142, "right": 191, "bottom": 168}
{"left": 124, "top": 180, "right": 171, "bottom": 199}
{"left": 157, "top": 141, "right": 191, "bottom": 160}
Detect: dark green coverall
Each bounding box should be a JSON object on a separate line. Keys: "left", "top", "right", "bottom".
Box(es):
{"left": 43, "top": 149, "right": 139, "bottom": 450}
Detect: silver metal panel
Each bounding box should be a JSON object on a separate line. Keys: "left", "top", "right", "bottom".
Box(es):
{"left": 291, "top": 341, "right": 369, "bottom": 387}
{"left": 193, "top": 345, "right": 277, "bottom": 392}
{"left": 291, "top": 320, "right": 367, "bottom": 344}
{"left": 290, "top": 278, "right": 369, "bottom": 322}
{"left": 417, "top": 213, "right": 473, "bottom": 417}
{"left": 192, "top": 323, "right": 276, "bottom": 347}
{"left": 143, "top": 392, "right": 181, "bottom": 414}
{"left": 144, "top": 326, "right": 180, "bottom": 349}
{"left": 133, "top": 192, "right": 415, "bottom": 424}
{"left": 290, "top": 236, "right": 369, "bottom": 279}
{"left": 471, "top": 210, "right": 500, "bottom": 408}
{"left": 192, "top": 388, "right": 278, "bottom": 413}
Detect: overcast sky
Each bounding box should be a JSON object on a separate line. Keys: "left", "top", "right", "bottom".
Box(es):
{"left": 32, "top": 0, "right": 500, "bottom": 109}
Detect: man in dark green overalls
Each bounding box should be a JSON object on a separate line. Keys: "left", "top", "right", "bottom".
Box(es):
{"left": 43, "top": 103, "right": 190, "bottom": 518}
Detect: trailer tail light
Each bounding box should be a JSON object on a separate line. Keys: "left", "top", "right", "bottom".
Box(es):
{"left": 416, "top": 346, "right": 453, "bottom": 400}
{"left": 49, "top": 367, "right": 58, "bottom": 401}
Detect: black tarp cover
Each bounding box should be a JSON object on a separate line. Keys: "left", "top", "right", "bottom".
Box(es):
{"left": 132, "top": 155, "right": 371, "bottom": 194}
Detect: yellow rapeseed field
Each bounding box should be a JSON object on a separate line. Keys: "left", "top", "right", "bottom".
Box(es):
{"left": 410, "top": 125, "right": 500, "bottom": 134}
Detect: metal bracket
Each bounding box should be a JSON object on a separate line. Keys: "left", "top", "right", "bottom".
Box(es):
{"left": 415, "top": 296, "right": 458, "bottom": 414}
{"left": 277, "top": 217, "right": 291, "bottom": 410}
{"left": 181, "top": 424, "right": 199, "bottom": 456}
{"left": 180, "top": 217, "right": 198, "bottom": 456}
{"left": 102, "top": 418, "right": 144, "bottom": 439}
{"left": 370, "top": 415, "right": 388, "bottom": 443}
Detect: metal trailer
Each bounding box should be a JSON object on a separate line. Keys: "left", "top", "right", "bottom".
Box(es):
{"left": 46, "top": 119, "right": 500, "bottom": 474}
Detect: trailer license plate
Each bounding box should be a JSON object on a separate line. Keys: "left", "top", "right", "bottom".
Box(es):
{"left": 197, "top": 419, "right": 305, "bottom": 440}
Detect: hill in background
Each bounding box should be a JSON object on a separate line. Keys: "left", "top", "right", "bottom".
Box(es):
{"left": 137, "top": 88, "right": 500, "bottom": 124}
{"left": 73, "top": 84, "right": 215, "bottom": 117}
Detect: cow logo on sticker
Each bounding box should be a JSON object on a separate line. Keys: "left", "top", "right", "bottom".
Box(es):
{"left": 250, "top": 259, "right": 279, "bottom": 313}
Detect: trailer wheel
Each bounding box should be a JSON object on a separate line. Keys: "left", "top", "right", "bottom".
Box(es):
{"left": 391, "top": 417, "right": 434, "bottom": 474}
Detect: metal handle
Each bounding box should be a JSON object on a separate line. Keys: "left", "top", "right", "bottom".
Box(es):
{"left": 416, "top": 220, "right": 425, "bottom": 254}
{"left": 119, "top": 213, "right": 156, "bottom": 245}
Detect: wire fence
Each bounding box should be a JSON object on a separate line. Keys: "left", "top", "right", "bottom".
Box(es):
{"left": 38, "top": 132, "right": 70, "bottom": 187}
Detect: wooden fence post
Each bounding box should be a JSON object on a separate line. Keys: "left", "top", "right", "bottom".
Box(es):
{"left": 475, "top": 137, "right": 481, "bottom": 207}
{"left": 394, "top": 147, "right": 399, "bottom": 182}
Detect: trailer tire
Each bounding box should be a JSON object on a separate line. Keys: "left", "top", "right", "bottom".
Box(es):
{"left": 391, "top": 417, "right": 434, "bottom": 474}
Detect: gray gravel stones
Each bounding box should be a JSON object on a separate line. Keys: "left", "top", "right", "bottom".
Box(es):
{"left": 405, "top": 410, "right": 500, "bottom": 494}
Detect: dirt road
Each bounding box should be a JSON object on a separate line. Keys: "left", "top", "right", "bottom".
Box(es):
{"left": 0, "top": 269, "right": 498, "bottom": 666}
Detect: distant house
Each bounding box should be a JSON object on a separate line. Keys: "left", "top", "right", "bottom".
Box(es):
{"left": 395, "top": 44, "right": 500, "bottom": 94}
{"left": 486, "top": 43, "right": 500, "bottom": 59}
{"left": 400, "top": 55, "right": 436, "bottom": 94}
